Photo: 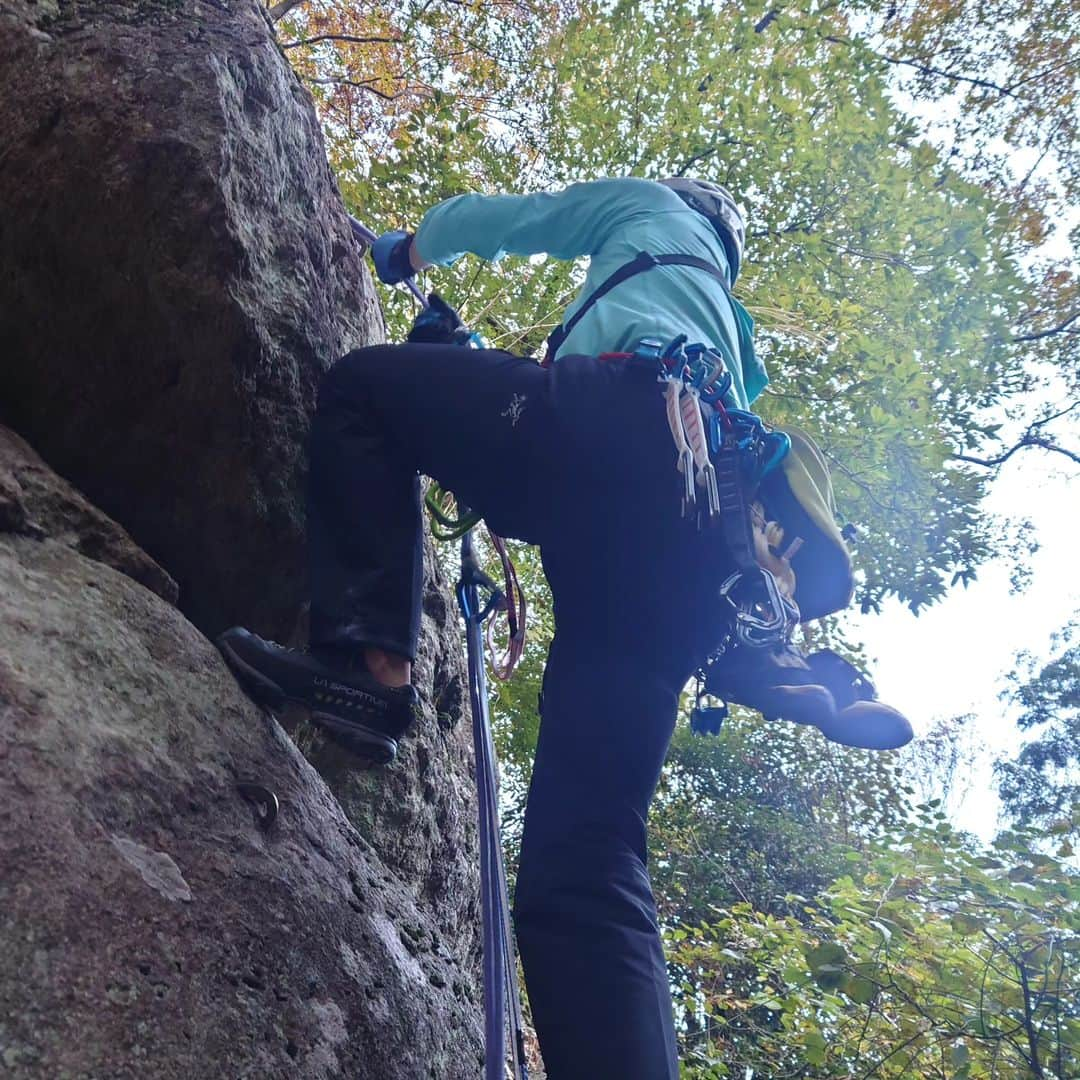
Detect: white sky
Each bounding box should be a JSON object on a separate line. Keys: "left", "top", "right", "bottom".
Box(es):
{"left": 849, "top": 442, "right": 1077, "bottom": 838}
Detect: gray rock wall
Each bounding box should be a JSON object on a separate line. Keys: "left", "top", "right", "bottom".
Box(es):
{"left": 0, "top": 0, "right": 383, "bottom": 640}
{"left": 0, "top": 430, "right": 482, "bottom": 1077}
{"left": 0, "top": 0, "right": 487, "bottom": 1074}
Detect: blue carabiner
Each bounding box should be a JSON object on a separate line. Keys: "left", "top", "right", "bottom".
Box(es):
{"left": 708, "top": 410, "right": 722, "bottom": 455}
{"left": 633, "top": 338, "right": 665, "bottom": 367}
{"left": 701, "top": 369, "right": 733, "bottom": 406}
{"left": 760, "top": 431, "right": 791, "bottom": 476}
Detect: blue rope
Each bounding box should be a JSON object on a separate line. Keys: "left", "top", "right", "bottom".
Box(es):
{"left": 458, "top": 530, "right": 529, "bottom": 1080}
{"left": 348, "top": 212, "right": 528, "bottom": 1073}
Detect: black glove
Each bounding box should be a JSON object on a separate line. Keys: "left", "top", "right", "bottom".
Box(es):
{"left": 407, "top": 292, "right": 475, "bottom": 346}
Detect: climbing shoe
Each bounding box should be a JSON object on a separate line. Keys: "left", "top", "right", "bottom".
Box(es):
{"left": 217, "top": 627, "right": 419, "bottom": 764}
{"left": 702, "top": 643, "right": 912, "bottom": 750}
{"left": 803, "top": 649, "right": 913, "bottom": 751}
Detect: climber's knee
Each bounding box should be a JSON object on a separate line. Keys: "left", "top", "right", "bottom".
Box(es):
{"left": 322, "top": 344, "right": 399, "bottom": 399}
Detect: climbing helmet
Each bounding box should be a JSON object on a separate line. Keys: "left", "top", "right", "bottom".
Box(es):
{"left": 659, "top": 177, "right": 746, "bottom": 285}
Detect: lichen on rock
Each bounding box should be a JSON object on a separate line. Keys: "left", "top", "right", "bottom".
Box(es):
{"left": 0, "top": 508, "right": 483, "bottom": 1077}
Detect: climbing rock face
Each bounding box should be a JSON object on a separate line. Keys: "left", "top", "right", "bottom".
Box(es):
{"left": 0, "top": 426, "right": 178, "bottom": 605}
{"left": 0, "top": 0, "right": 488, "bottom": 1075}
{"left": 0, "top": 425, "right": 483, "bottom": 1078}
{"left": 0, "top": 0, "right": 384, "bottom": 640}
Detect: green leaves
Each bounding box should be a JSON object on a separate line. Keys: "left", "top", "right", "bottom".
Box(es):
{"left": 675, "top": 825, "right": 1080, "bottom": 1078}
{"left": 287, "top": 3, "right": 1080, "bottom": 1074}
{"left": 804, "top": 941, "right": 849, "bottom": 990}
{"left": 950, "top": 912, "right": 984, "bottom": 936}
{"left": 803, "top": 1028, "right": 829, "bottom": 1066}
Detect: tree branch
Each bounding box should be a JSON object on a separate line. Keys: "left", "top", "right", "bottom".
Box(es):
{"left": 1016, "top": 115, "right": 1069, "bottom": 194}
{"left": 1012, "top": 310, "right": 1080, "bottom": 344}
{"left": 303, "top": 76, "right": 405, "bottom": 101}
{"left": 754, "top": 9, "right": 781, "bottom": 33}
{"left": 952, "top": 403, "right": 1080, "bottom": 469}
{"left": 823, "top": 451, "right": 904, "bottom": 515}
{"left": 267, "top": 0, "right": 304, "bottom": 21}
{"left": 1014, "top": 946, "right": 1047, "bottom": 1078}
{"left": 820, "top": 34, "right": 1020, "bottom": 99}
{"left": 281, "top": 34, "right": 402, "bottom": 50}
{"left": 887, "top": 55, "right": 1020, "bottom": 99}
{"left": 675, "top": 147, "right": 718, "bottom": 177}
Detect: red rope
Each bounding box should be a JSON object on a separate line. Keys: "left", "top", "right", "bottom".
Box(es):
{"left": 486, "top": 528, "right": 526, "bottom": 680}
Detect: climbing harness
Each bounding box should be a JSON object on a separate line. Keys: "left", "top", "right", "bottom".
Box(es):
{"left": 620, "top": 335, "right": 801, "bottom": 654}
{"left": 599, "top": 333, "right": 813, "bottom": 738}
{"left": 542, "top": 248, "right": 795, "bottom": 654}
{"left": 353, "top": 216, "right": 528, "bottom": 1079}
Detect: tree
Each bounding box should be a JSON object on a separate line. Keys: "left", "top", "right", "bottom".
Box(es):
{"left": 670, "top": 816, "right": 1080, "bottom": 1078}
{"left": 840, "top": 0, "right": 1080, "bottom": 471}
{"left": 274, "top": 0, "right": 561, "bottom": 181}
{"left": 651, "top": 717, "right": 910, "bottom": 924}
{"left": 901, "top": 712, "right": 980, "bottom": 820}
{"left": 997, "top": 619, "right": 1080, "bottom": 849}
{"left": 267, "top": 1, "right": 1080, "bottom": 1071}
{"left": 651, "top": 715, "right": 915, "bottom": 1058}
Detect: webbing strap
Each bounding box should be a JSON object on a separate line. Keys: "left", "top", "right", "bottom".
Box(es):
{"left": 713, "top": 436, "right": 759, "bottom": 577}
{"left": 545, "top": 251, "right": 731, "bottom": 362}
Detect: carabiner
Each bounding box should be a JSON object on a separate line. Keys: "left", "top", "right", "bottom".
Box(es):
{"left": 719, "top": 568, "right": 799, "bottom": 648}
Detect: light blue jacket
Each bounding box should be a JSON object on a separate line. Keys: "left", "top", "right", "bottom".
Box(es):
{"left": 413, "top": 177, "right": 768, "bottom": 408}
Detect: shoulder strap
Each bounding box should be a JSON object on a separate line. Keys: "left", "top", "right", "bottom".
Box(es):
{"left": 544, "top": 251, "right": 731, "bottom": 362}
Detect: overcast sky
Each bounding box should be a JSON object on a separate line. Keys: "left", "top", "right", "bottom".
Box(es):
{"left": 849, "top": 433, "right": 1077, "bottom": 838}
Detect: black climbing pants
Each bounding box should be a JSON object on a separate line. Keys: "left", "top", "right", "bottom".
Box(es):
{"left": 308, "top": 344, "right": 734, "bottom": 1079}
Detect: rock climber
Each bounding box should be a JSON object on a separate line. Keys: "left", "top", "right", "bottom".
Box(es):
{"left": 218, "top": 176, "right": 910, "bottom": 1078}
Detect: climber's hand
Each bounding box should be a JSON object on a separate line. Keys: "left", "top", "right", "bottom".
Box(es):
{"left": 372, "top": 229, "right": 416, "bottom": 285}
{"left": 407, "top": 292, "right": 474, "bottom": 346}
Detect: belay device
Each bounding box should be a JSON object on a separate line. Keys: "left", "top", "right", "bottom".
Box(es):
{"left": 350, "top": 215, "right": 529, "bottom": 1080}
